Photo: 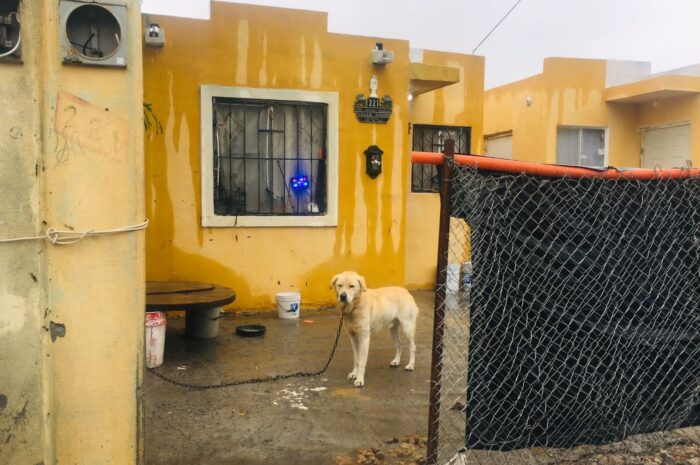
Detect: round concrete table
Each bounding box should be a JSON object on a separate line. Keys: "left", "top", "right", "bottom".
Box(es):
{"left": 146, "top": 281, "right": 236, "bottom": 339}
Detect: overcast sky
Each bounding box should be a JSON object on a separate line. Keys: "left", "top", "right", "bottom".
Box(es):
{"left": 142, "top": 0, "right": 700, "bottom": 88}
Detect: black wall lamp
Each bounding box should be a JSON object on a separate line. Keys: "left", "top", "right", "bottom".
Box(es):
{"left": 364, "top": 145, "right": 383, "bottom": 179}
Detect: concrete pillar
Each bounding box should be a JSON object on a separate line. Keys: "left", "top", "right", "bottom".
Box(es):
{"left": 0, "top": 1, "right": 144, "bottom": 463}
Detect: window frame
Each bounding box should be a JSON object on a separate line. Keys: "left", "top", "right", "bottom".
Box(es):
{"left": 556, "top": 125, "right": 608, "bottom": 168}
{"left": 200, "top": 85, "right": 339, "bottom": 228}
{"left": 411, "top": 124, "right": 471, "bottom": 194}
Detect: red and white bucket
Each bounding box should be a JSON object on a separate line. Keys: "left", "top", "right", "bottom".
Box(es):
{"left": 145, "top": 311, "right": 166, "bottom": 368}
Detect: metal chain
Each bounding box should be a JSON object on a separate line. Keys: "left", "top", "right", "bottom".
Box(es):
{"left": 147, "top": 315, "right": 344, "bottom": 390}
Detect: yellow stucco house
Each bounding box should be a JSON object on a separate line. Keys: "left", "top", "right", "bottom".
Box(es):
{"left": 484, "top": 57, "right": 700, "bottom": 170}
{"left": 3, "top": 2, "right": 700, "bottom": 464}
{"left": 143, "top": 2, "right": 484, "bottom": 310}
{"left": 2, "top": 2, "right": 484, "bottom": 463}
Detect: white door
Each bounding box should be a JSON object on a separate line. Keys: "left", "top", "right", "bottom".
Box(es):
{"left": 642, "top": 124, "right": 691, "bottom": 169}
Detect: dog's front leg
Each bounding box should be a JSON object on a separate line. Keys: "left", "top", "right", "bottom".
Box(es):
{"left": 354, "top": 331, "right": 370, "bottom": 387}
{"left": 347, "top": 332, "right": 359, "bottom": 381}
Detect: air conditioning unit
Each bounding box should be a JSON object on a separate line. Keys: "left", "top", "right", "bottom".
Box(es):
{"left": 60, "top": 0, "right": 127, "bottom": 68}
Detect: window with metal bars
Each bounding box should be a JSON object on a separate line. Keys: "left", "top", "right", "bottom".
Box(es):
{"left": 411, "top": 124, "right": 471, "bottom": 193}
{"left": 212, "top": 97, "right": 328, "bottom": 216}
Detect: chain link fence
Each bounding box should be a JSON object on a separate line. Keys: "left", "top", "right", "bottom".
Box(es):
{"left": 427, "top": 156, "right": 700, "bottom": 465}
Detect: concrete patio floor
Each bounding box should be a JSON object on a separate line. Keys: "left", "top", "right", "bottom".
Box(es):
{"left": 144, "top": 290, "right": 436, "bottom": 465}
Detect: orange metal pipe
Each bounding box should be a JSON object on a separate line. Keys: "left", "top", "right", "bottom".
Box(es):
{"left": 411, "top": 151, "right": 700, "bottom": 180}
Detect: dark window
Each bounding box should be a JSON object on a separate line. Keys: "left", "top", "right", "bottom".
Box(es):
{"left": 212, "top": 97, "right": 327, "bottom": 216}
{"left": 411, "top": 125, "right": 471, "bottom": 193}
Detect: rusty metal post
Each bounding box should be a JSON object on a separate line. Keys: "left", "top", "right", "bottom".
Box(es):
{"left": 426, "top": 139, "right": 455, "bottom": 465}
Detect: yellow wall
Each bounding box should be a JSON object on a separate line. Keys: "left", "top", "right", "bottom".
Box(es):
{"left": 144, "top": 3, "right": 415, "bottom": 310}
{"left": 0, "top": 1, "right": 144, "bottom": 464}
{"left": 484, "top": 58, "right": 640, "bottom": 167}
{"left": 405, "top": 50, "right": 484, "bottom": 288}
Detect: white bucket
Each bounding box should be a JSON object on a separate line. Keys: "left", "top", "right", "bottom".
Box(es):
{"left": 446, "top": 263, "right": 460, "bottom": 294}
{"left": 276, "top": 292, "right": 301, "bottom": 319}
{"left": 145, "top": 311, "right": 166, "bottom": 368}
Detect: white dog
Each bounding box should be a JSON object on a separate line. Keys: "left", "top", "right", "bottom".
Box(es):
{"left": 330, "top": 271, "right": 419, "bottom": 387}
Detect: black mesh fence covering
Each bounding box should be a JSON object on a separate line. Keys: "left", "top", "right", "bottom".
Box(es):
{"left": 430, "top": 162, "right": 700, "bottom": 465}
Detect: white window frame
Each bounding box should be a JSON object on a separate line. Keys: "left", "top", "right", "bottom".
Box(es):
{"left": 556, "top": 126, "right": 609, "bottom": 168}
{"left": 200, "top": 85, "right": 339, "bottom": 227}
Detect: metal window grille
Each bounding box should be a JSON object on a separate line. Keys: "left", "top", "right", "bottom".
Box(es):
{"left": 412, "top": 125, "right": 470, "bottom": 193}
{"left": 212, "top": 97, "right": 328, "bottom": 216}
{"left": 427, "top": 142, "right": 700, "bottom": 465}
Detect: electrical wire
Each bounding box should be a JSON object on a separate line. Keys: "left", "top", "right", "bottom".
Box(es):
{"left": 69, "top": 41, "right": 102, "bottom": 56}
{"left": 82, "top": 32, "right": 96, "bottom": 57}
{"left": 472, "top": 0, "right": 524, "bottom": 54}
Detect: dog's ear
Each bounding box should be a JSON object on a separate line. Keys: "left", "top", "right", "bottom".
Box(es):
{"left": 357, "top": 275, "right": 367, "bottom": 292}
{"left": 329, "top": 274, "right": 340, "bottom": 289}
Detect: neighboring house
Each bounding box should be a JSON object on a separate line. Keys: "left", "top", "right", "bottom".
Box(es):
{"left": 484, "top": 57, "right": 700, "bottom": 169}
{"left": 143, "top": 2, "right": 484, "bottom": 309}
